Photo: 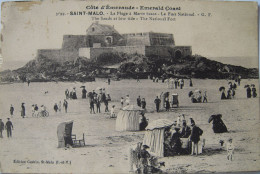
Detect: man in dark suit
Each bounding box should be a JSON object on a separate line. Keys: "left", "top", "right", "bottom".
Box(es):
{"left": 5, "top": 118, "right": 13, "bottom": 138}
{"left": 154, "top": 96, "right": 161, "bottom": 112}
{"left": 190, "top": 122, "right": 203, "bottom": 155}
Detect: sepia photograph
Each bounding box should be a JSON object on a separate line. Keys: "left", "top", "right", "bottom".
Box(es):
{"left": 0, "top": 0, "right": 259, "bottom": 173}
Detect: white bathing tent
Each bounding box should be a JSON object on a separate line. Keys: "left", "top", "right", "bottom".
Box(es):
{"left": 142, "top": 119, "right": 173, "bottom": 157}
{"left": 116, "top": 105, "right": 143, "bottom": 131}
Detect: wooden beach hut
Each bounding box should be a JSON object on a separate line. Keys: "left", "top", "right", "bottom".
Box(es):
{"left": 143, "top": 119, "right": 173, "bottom": 157}
{"left": 116, "top": 105, "right": 143, "bottom": 131}
{"left": 57, "top": 120, "right": 73, "bottom": 148}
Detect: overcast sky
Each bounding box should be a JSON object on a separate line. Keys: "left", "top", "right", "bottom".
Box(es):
{"left": 0, "top": 0, "right": 259, "bottom": 70}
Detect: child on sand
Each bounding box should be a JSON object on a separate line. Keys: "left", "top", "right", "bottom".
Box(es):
{"left": 110, "top": 105, "right": 116, "bottom": 118}
{"left": 226, "top": 138, "right": 234, "bottom": 161}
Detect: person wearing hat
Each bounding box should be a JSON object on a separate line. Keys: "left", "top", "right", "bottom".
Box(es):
{"left": 65, "top": 89, "right": 70, "bottom": 99}
{"left": 0, "top": 119, "right": 4, "bottom": 138}
{"left": 5, "top": 118, "right": 13, "bottom": 138}
{"left": 21, "top": 103, "right": 25, "bottom": 118}
{"left": 154, "top": 96, "right": 161, "bottom": 112}
{"left": 170, "top": 126, "right": 182, "bottom": 155}
{"left": 190, "top": 118, "right": 195, "bottom": 126}
{"left": 101, "top": 91, "right": 107, "bottom": 103}
{"left": 181, "top": 121, "right": 191, "bottom": 138}
{"left": 165, "top": 97, "right": 170, "bottom": 111}
{"left": 189, "top": 78, "right": 193, "bottom": 87}
{"left": 138, "top": 145, "right": 151, "bottom": 174}
{"left": 226, "top": 138, "right": 234, "bottom": 161}
{"left": 63, "top": 99, "right": 68, "bottom": 113}
{"left": 252, "top": 85, "right": 257, "bottom": 98}
{"left": 72, "top": 87, "right": 77, "bottom": 99}
{"left": 139, "top": 113, "right": 148, "bottom": 131}
{"left": 137, "top": 96, "right": 141, "bottom": 107}
{"left": 81, "top": 86, "right": 87, "bottom": 99}
{"left": 246, "top": 86, "right": 251, "bottom": 98}
{"left": 190, "top": 122, "right": 203, "bottom": 155}
{"left": 141, "top": 98, "right": 146, "bottom": 110}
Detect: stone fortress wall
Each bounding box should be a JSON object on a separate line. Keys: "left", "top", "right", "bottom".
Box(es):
{"left": 36, "top": 23, "right": 192, "bottom": 62}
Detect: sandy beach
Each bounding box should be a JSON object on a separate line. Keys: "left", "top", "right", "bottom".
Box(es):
{"left": 0, "top": 78, "right": 259, "bottom": 173}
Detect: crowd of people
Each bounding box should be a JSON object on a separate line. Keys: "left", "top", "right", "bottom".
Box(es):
{"left": 1, "top": 75, "right": 256, "bottom": 168}
{"left": 220, "top": 82, "right": 237, "bottom": 100}
{"left": 165, "top": 78, "right": 186, "bottom": 89}
{"left": 219, "top": 81, "right": 258, "bottom": 100}
{"left": 164, "top": 115, "right": 204, "bottom": 156}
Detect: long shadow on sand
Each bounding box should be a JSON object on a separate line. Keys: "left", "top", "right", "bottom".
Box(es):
{"left": 171, "top": 106, "right": 206, "bottom": 111}
{"left": 202, "top": 147, "right": 226, "bottom": 156}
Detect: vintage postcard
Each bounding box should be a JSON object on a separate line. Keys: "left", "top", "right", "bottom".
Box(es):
{"left": 0, "top": 0, "right": 259, "bottom": 173}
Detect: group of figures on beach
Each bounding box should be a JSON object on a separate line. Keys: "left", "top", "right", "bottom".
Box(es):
{"left": 0, "top": 118, "right": 13, "bottom": 138}
{"left": 65, "top": 86, "right": 112, "bottom": 115}
{"left": 131, "top": 113, "right": 231, "bottom": 174}
{"left": 150, "top": 75, "right": 193, "bottom": 89}
{"left": 245, "top": 84, "right": 257, "bottom": 98}
{"left": 163, "top": 115, "right": 204, "bottom": 157}
{"left": 9, "top": 99, "right": 69, "bottom": 119}
{"left": 219, "top": 80, "right": 257, "bottom": 100}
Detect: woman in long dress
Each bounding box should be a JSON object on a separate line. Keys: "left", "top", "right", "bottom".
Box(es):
{"left": 208, "top": 114, "right": 228, "bottom": 133}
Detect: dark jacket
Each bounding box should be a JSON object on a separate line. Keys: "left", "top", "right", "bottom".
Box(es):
{"left": 0, "top": 121, "right": 4, "bottom": 131}
{"left": 137, "top": 98, "right": 141, "bottom": 107}
{"left": 141, "top": 101, "right": 146, "bottom": 109}
{"left": 5, "top": 121, "right": 13, "bottom": 130}
{"left": 190, "top": 125, "right": 203, "bottom": 143}
{"left": 154, "top": 98, "right": 161, "bottom": 105}
{"left": 181, "top": 126, "right": 191, "bottom": 138}
{"left": 82, "top": 89, "right": 87, "bottom": 99}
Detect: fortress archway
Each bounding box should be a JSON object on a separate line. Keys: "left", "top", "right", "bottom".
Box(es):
{"left": 175, "top": 50, "right": 182, "bottom": 59}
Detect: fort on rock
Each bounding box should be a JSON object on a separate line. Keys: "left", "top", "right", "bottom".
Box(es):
{"left": 37, "top": 22, "right": 192, "bottom": 62}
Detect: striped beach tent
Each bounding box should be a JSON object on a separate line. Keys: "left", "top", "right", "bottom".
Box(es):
{"left": 116, "top": 105, "right": 143, "bottom": 131}
{"left": 143, "top": 119, "right": 173, "bottom": 157}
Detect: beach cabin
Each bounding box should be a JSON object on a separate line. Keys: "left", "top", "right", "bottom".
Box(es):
{"left": 57, "top": 120, "right": 73, "bottom": 148}
{"left": 143, "top": 119, "right": 174, "bottom": 157}
{"left": 116, "top": 105, "right": 143, "bottom": 131}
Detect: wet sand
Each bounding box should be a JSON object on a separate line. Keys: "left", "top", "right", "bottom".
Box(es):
{"left": 0, "top": 78, "right": 259, "bottom": 173}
